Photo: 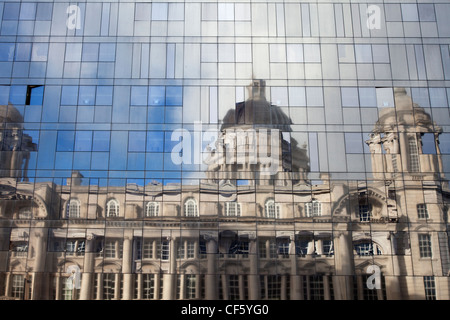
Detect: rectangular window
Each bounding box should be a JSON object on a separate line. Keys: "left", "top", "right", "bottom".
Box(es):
{"left": 143, "top": 240, "right": 153, "bottom": 259}
{"left": 423, "top": 276, "right": 436, "bottom": 300}
{"left": 323, "top": 239, "right": 334, "bottom": 257}
{"left": 62, "top": 277, "right": 80, "bottom": 300}
{"left": 277, "top": 240, "right": 290, "bottom": 258}
{"left": 226, "top": 202, "right": 241, "bottom": 216}
{"left": 362, "top": 275, "right": 379, "bottom": 300}
{"left": 199, "top": 239, "right": 207, "bottom": 258}
{"left": 258, "top": 240, "right": 267, "bottom": 258}
{"left": 143, "top": 274, "right": 155, "bottom": 300}
{"left": 65, "top": 240, "right": 77, "bottom": 256}
{"left": 267, "top": 275, "right": 281, "bottom": 300}
{"left": 187, "top": 241, "right": 195, "bottom": 259}
{"left": 161, "top": 239, "right": 170, "bottom": 260}
{"left": 269, "top": 240, "right": 277, "bottom": 258}
{"left": 185, "top": 274, "right": 196, "bottom": 299}
{"left": 11, "top": 242, "right": 28, "bottom": 257}
{"left": 296, "top": 239, "right": 310, "bottom": 257}
{"left": 309, "top": 275, "right": 324, "bottom": 300}
{"left": 11, "top": 275, "right": 24, "bottom": 299}
{"left": 177, "top": 241, "right": 185, "bottom": 259}
{"left": 419, "top": 234, "right": 432, "bottom": 258}
{"left": 359, "top": 205, "right": 371, "bottom": 222}
{"left": 417, "top": 204, "right": 429, "bottom": 219}
{"left": 176, "top": 275, "right": 182, "bottom": 300}
{"left": 229, "top": 275, "right": 240, "bottom": 300}
{"left": 103, "top": 274, "right": 115, "bottom": 300}
{"left": 355, "top": 242, "right": 373, "bottom": 256}
{"left": 105, "top": 241, "right": 116, "bottom": 258}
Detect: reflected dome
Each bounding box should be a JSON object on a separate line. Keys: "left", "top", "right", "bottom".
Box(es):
{"left": 221, "top": 80, "right": 293, "bottom": 132}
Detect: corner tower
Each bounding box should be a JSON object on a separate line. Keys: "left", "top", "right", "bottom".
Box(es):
{"left": 366, "top": 88, "right": 444, "bottom": 182}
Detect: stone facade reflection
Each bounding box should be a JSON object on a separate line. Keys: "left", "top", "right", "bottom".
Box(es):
{"left": 0, "top": 85, "right": 448, "bottom": 300}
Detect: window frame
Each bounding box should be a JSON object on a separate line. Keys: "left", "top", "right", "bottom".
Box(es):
{"left": 66, "top": 199, "right": 81, "bottom": 219}
{"left": 423, "top": 276, "right": 436, "bottom": 300}
{"left": 184, "top": 198, "right": 198, "bottom": 217}
{"left": 417, "top": 204, "right": 429, "bottom": 219}
{"left": 225, "top": 202, "right": 241, "bottom": 217}
{"left": 106, "top": 199, "right": 120, "bottom": 218}
{"left": 265, "top": 199, "right": 281, "bottom": 219}
{"left": 305, "top": 200, "right": 322, "bottom": 217}
{"left": 358, "top": 204, "right": 372, "bottom": 222}
{"left": 418, "top": 234, "right": 432, "bottom": 258}
{"left": 354, "top": 241, "right": 383, "bottom": 257}
{"left": 145, "top": 201, "right": 160, "bottom": 217}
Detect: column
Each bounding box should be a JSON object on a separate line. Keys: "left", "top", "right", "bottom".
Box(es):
{"left": 221, "top": 274, "right": 228, "bottom": 300}
{"left": 55, "top": 275, "right": 61, "bottom": 300}
{"left": 205, "top": 235, "right": 218, "bottom": 300}
{"left": 162, "top": 236, "right": 176, "bottom": 299}
{"left": 248, "top": 237, "right": 260, "bottom": 300}
{"left": 299, "top": 275, "right": 305, "bottom": 300}
{"left": 5, "top": 272, "right": 11, "bottom": 298}
{"left": 356, "top": 275, "right": 363, "bottom": 300}
{"left": 386, "top": 232, "right": 402, "bottom": 299}
{"left": 154, "top": 273, "right": 160, "bottom": 300}
{"left": 96, "top": 273, "right": 102, "bottom": 300}
{"left": 239, "top": 275, "right": 244, "bottom": 300}
{"left": 179, "top": 273, "right": 185, "bottom": 300}
{"left": 136, "top": 273, "right": 142, "bottom": 300}
{"left": 122, "top": 232, "right": 133, "bottom": 300}
{"left": 195, "top": 274, "right": 200, "bottom": 299}
{"left": 323, "top": 275, "right": 331, "bottom": 300}
{"left": 80, "top": 234, "right": 95, "bottom": 300}
{"left": 289, "top": 235, "right": 301, "bottom": 300}
{"left": 30, "top": 225, "right": 47, "bottom": 300}
{"left": 113, "top": 274, "right": 119, "bottom": 300}
{"left": 333, "top": 230, "right": 354, "bottom": 300}
{"left": 281, "top": 275, "right": 287, "bottom": 300}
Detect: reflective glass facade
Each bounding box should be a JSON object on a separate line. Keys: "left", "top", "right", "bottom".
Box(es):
{"left": 0, "top": 1, "right": 449, "bottom": 301}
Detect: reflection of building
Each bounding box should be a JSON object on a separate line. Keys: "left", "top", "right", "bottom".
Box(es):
{"left": 0, "top": 85, "right": 449, "bottom": 301}
{"left": 0, "top": 103, "right": 36, "bottom": 180}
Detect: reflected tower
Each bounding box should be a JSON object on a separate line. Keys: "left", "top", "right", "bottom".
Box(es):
{"left": 366, "top": 88, "right": 445, "bottom": 182}
{"left": 0, "top": 103, "right": 37, "bottom": 181}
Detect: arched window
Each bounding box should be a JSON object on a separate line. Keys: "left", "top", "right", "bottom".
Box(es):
{"left": 265, "top": 199, "right": 280, "bottom": 218}
{"left": 18, "top": 207, "right": 32, "bottom": 219}
{"left": 305, "top": 200, "right": 322, "bottom": 217}
{"left": 146, "top": 202, "right": 159, "bottom": 217}
{"left": 225, "top": 202, "right": 241, "bottom": 216}
{"left": 184, "top": 198, "right": 198, "bottom": 217}
{"left": 106, "top": 199, "right": 120, "bottom": 217}
{"left": 67, "top": 199, "right": 80, "bottom": 218}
